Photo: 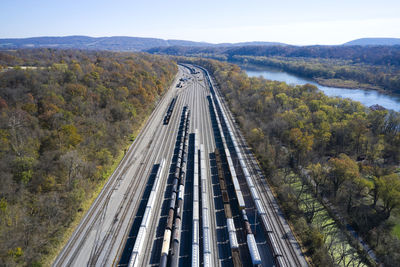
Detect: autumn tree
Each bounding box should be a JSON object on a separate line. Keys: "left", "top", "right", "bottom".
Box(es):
{"left": 328, "top": 154, "right": 360, "bottom": 198}
{"left": 376, "top": 173, "right": 400, "bottom": 218}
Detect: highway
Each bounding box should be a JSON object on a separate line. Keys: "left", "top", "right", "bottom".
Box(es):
{"left": 53, "top": 64, "right": 308, "bottom": 267}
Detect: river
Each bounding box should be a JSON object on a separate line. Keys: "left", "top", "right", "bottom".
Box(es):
{"left": 244, "top": 67, "right": 400, "bottom": 112}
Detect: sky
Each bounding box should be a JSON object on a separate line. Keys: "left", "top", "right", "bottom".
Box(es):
{"left": 1, "top": 0, "right": 399, "bottom": 45}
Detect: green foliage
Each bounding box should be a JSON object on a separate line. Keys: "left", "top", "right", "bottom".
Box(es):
{"left": 12, "top": 156, "right": 35, "bottom": 184}
{"left": 377, "top": 173, "right": 400, "bottom": 215}
{"left": 393, "top": 222, "right": 400, "bottom": 239}
{"left": 0, "top": 198, "right": 7, "bottom": 213}
{"left": 328, "top": 154, "right": 360, "bottom": 197}
{"left": 58, "top": 124, "right": 82, "bottom": 149}
{"left": 8, "top": 247, "right": 23, "bottom": 259}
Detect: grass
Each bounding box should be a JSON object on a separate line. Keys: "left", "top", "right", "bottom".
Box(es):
{"left": 392, "top": 220, "right": 400, "bottom": 240}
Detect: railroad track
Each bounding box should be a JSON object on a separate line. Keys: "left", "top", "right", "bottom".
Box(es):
{"left": 211, "top": 74, "right": 308, "bottom": 267}
{"left": 140, "top": 67, "right": 197, "bottom": 266}
{"left": 55, "top": 64, "right": 307, "bottom": 267}
{"left": 89, "top": 101, "right": 177, "bottom": 266}
{"left": 127, "top": 72, "right": 194, "bottom": 267}
{"left": 53, "top": 69, "right": 183, "bottom": 267}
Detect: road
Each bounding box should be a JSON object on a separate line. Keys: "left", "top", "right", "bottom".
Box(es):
{"left": 53, "top": 64, "right": 307, "bottom": 267}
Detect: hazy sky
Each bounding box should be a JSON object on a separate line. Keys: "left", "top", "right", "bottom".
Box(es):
{"left": 1, "top": 0, "right": 399, "bottom": 45}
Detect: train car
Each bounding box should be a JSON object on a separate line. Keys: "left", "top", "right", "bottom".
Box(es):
{"left": 247, "top": 234, "right": 262, "bottom": 266}
{"left": 127, "top": 252, "right": 138, "bottom": 267}
{"left": 127, "top": 159, "right": 165, "bottom": 267}
{"left": 203, "top": 252, "right": 212, "bottom": 267}
{"left": 128, "top": 226, "right": 146, "bottom": 267}
{"left": 254, "top": 199, "right": 266, "bottom": 216}
{"left": 231, "top": 251, "right": 242, "bottom": 267}
{"left": 163, "top": 98, "right": 177, "bottom": 125}
{"left": 192, "top": 243, "right": 200, "bottom": 267}
{"left": 192, "top": 220, "right": 199, "bottom": 245}
{"left": 235, "top": 190, "right": 246, "bottom": 210}
{"left": 140, "top": 207, "right": 151, "bottom": 228}
{"left": 202, "top": 227, "right": 211, "bottom": 254}
{"left": 193, "top": 182, "right": 199, "bottom": 201}
{"left": 178, "top": 184, "right": 184, "bottom": 200}
{"left": 227, "top": 218, "right": 239, "bottom": 250}
{"left": 166, "top": 208, "right": 174, "bottom": 230}
{"left": 215, "top": 148, "right": 243, "bottom": 266}
{"left": 244, "top": 220, "right": 253, "bottom": 236}
{"left": 202, "top": 206, "right": 209, "bottom": 229}
{"left": 160, "top": 229, "right": 171, "bottom": 267}
{"left": 224, "top": 203, "right": 232, "bottom": 218}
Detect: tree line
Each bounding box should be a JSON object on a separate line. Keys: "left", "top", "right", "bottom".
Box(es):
{"left": 0, "top": 49, "right": 177, "bottom": 266}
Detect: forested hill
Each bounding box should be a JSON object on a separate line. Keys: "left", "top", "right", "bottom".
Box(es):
{"left": 0, "top": 49, "right": 177, "bottom": 265}
{"left": 0, "top": 36, "right": 204, "bottom": 51}
{"left": 344, "top": 38, "right": 400, "bottom": 46}
{"left": 0, "top": 36, "right": 284, "bottom": 51}
{"left": 148, "top": 45, "right": 400, "bottom": 66}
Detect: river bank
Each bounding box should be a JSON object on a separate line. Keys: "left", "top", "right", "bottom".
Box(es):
{"left": 238, "top": 62, "right": 385, "bottom": 91}
{"left": 241, "top": 64, "right": 400, "bottom": 112}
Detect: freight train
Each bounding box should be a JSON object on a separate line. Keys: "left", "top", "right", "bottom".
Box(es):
{"left": 215, "top": 149, "right": 242, "bottom": 266}
{"left": 127, "top": 159, "right": 166, "bottom": 267}
{"left": 197, "top": 64, "right": 287, "bottom": 267}
{"left": 160, "top": 107, "right": 190, "bottom": 267}
{"left": 163, "top": 97, "right": 176, "bottom": 125}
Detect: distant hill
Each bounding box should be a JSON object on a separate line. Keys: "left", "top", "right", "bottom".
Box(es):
{"left": 216, "top": 41, "right": 287, "bottom": 47}
{"left": 2, "top": 35, "right": 399, "bottom": 51}
{"left": 0, "top": 36, "right": 179, "bottom": 51}
{"left": 0, "top": 35, "right": 285, "bottom": 51}
{"left": 344, "top": 38, "right": 400, "bottom": 46}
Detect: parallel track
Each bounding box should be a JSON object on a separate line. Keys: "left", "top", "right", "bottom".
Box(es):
{"left": 54, "top": 64, "right": 306, "bottom": 267}
{"left": 211, "top": 74, "right": 307, "bottom": 266}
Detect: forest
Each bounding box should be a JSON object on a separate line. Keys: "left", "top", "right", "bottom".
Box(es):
{"left": 148, "top": 45, "right": 400, "bottom": 94}
{"left": 0, "top": 49, "right": 177, "bottom": 266}
{"left": 179, "top": 57, "right": 400, "bottom": 266}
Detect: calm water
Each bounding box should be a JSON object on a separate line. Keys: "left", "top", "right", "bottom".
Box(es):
{"left": 244, "top": 67, "right": 400, "bottom": 112}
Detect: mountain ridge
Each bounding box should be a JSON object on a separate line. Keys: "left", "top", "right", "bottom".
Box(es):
{"left": 1, "top": 36, "right": 399, "bottom": 51}
{"left": 344, "top": 38, "right": 400, "bottom": 46}
{"left": 0, "top": 35, "right": 287, "bottom": 51}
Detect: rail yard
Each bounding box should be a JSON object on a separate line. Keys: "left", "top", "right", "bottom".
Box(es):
{"left": 53, "top": 64, "right": 308, "bottom": 267}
